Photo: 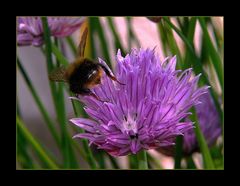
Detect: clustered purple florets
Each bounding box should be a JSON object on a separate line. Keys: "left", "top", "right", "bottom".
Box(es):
{"left": 70, "top": 48, "right": 209, "bottom": 156}
{"left": 17, "top": 17, "right": 85, "bottom": 47}
{"left": 158, "top": 90, "right": 221, "bottom": 156}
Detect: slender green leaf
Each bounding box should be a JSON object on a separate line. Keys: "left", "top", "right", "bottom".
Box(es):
{"left": 176, "top": 17, "right": 184, "bottom": 33}
{"left": 88, "top": 17, "right": 97, "bottom": 59}
{"left": 157, "top": 21, "right": 169, "bottom": 55}
{"left": 42, "top": 17, "right": 78, "bottom": 168}
{"left": 187, "top": 17, "right": 197, "bottom": 42}
{"left": 183, "top": 17, "right": 197, "bottom": 69}
{"left": 53, "top": 39, "right": 92, "bottom": 165}
{"left": 53, "top": 29, "right": 97, "bottom": 169}
{"left": 162, "top": 17, "right": 223, "bottom": 127}
{"left": 209, "top": 18, "right": 223, "bottom": 53}
{"left": 66, "top": 36, "right": 78, "bottom": 56}
{"left": 210, "top": 146, "right": 224, "bottom": 169}
{"left": 129, "top": 154, "right": 138, "bottom": 169}
{"left": 17, "top": 57, "right": 60, "bottom": 147}
{"left": 182, "top": 17, "right": 190, "bottom": 35}
{"left": 191, "top": 108, "right": 215, "bottom": 169}
{"left": 108, "top": 155, "right": 120, "bottom": 169}
{"left": 126, "top": 17, "right": 140, "bottom": 49}
{"left": 89, "top": 17, "right": 112, "bottom": 69}
{"left": 17, "top": 116, "right": 58, "bottom": 169}
{"left": 164, "top": 20, "right": 184, "bottom": 69}
{"left": 147, "top": 153, "right": 162, "bottom": 169}
{"left": 81, "top": 139, "right": 97, "bottom": 169}
{"left": 58, "top": 82, "right": 79, "bottom": 168}
{"left": 95, "top": 150, "right": 106, "bottom": 169}
{"left": 51, "top": 42, "right": 69, "bottom": 66}
{"left": 157, "top": 19, "right": 183, "bottom": 69}
{"left": 126, "top": 17, "right": 132, "bottom": 51}
{"left": 55, "top": 38, "right": 79, "bottom": 168}
{"left": 198, "top": 17, "right": 223, "bottom": 91}
{"left": 174, "top": 135, "right": 183, "bottom": 169}
{"left": 136, "top": 150, "right": 148, "bottom": 169}
{"left": 17, "top": 125, "right": 35, "bottom": 169}
{"left": 186, "top": 156, "right": 197, "bottom": 169}
{"left": 107, "top": 17, "right": 126, "bottom": 55}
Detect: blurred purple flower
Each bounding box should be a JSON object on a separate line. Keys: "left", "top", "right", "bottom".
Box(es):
{"left": 17, "top": 17, "right": 85, "bottom": 47}
{"left": 158, "top": 91, "right": 222, "bottom": 156}
{"left": 70, "top": 48, "right": 208, "bottom": 156}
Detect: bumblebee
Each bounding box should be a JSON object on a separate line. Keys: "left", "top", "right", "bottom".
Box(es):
{"left": 49, "top": 27, "right": 124, "bottom": 101}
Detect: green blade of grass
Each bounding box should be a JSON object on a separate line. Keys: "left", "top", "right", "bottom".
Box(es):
{"left": 17, "top": 116, "right": 58, "bottom": 169}
{"left": 42, "top": 17, "right": 70, "bottom": 168}
{"left": 163, "top": 20, "right": 184, "bottom": 69}
{"left": 57, "top": 82, "right": 79, "bottom": 168}
{"left": 66, "top": 36, "right": 78, "bottom": 56}
{"left": 107, "top": 17, "right": 126, "bottom": 55}
{"left": 198, "top": 17, "right": 223, "bottom": 91}
{"left": 200, "top": 36, "right": 209, "bottom": 65}
{"left": 129, "top": 154, "right": 138, "bottom": 169}
{"left": 157, "top": 21, "right": 169, "bottom": 56}
{"left": 107, "top": 154, "right": 120, "bottom": 169}
{"left": 162, "top": 17, "right": 223, "bottom": 127}
{"left": 176, "top": 17, "right": 184, "bottom": 33}
{"left": 41, "top": 18, "right": 60, "bottom": 116}
{"left": 147, "top": 152, "right": 162, "bottom": 169}
{"left": 16, "top": 97, "right": 22, "bottom": 117}
{"left": 17, "top": 57, "right": 60, "bottom": 147}
{"left": 95, "top": 150, "right": 106, "bottom": 169}
{"left": 162, "top": 18, "right": 217, "bottom": 169}
{"left": 174, "top": 135, "right": 183, "bottom": 169}
{"left": 210, "top": 145, "right": 224, "bottom": 169}
{"left": 53, "top": 41, "right": 98, "bottom": 169}
{"left": 186, "top": 156, "right": 197, "bottom": 169}
{"left": 157, "top": 19, "right": 183, "bottom": 69}
{"left": 17, "top": 125, "right": 35, "bottom": 169}
{"left": 42, "top": 17, "right": 78, "bottom": 168}
{"left": 51, "top": 42, "right": 69, "bottom": 66}
{"left": 183, "top": 17, "right": 197, "bottom": 69}
{"left": 187, "top": 17, "right": 197, "bottom": 42}
{"left": 59, "top": 38, "right": 97, "bottom": 167}
{"left": 126, "top": 17, "right": 133, "bottom": 51}
{"left": 182, "top": 17, "right": 190, "bottom": 35}
{"left": 81, "top": 139, "right": 97, "bottom": 169}
{"left": 88, "top": 17, "right": 97, "bottom": 59}
{"left": 191, "top": 108, "right": 215, "bottom": 169}
{"left": 89, "top": 17, "right": 112, "bottom": 69}
{"left": 209, "top": 18, "right": 223, "bottom": 53}
{"left": 54, "top": 38, "right": 90, "bottom": 166}
{"left": 54, "top": 38, "right": 79, "bottom": 169}
{"left": 136, "top": 150, "right": 148, "bottom": 169}
{"left": 126, "top": 17, "right": 141, "bottom": 50}
{"left": 51, "top": 35, "right": 97, "bottom": 169}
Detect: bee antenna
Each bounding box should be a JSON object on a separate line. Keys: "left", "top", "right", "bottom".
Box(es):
{"left": 98, "top": 64, "right": 125, "bottom": 85}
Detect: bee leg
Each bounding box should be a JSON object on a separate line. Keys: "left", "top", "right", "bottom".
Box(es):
{"left": 98, "top": 64, "right": 125, "bottom": 85}
{"left": 81, "top": 88, "right": 108, "bottom": 102}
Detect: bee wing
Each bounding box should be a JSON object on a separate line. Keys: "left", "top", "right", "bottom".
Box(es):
{"left": 77, "top": 27, "right": 88, "bottom": 57}
{"left": 49, "top": 66, "right": 68, "bottom": 82}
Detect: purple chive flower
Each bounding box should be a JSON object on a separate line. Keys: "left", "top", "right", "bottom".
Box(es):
{"left": 70, "top": 48, "right": 209, "bottom": 156}
{"left": 158, "top": 91, "right": 222, "bottom": 156}
{"left": 17, "top": 17, "right": 85, "bottom": 47}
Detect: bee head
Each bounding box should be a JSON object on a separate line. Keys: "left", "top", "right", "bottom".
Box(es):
{"left": 85, "top": 66, "right": 103, "bottom": 88}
